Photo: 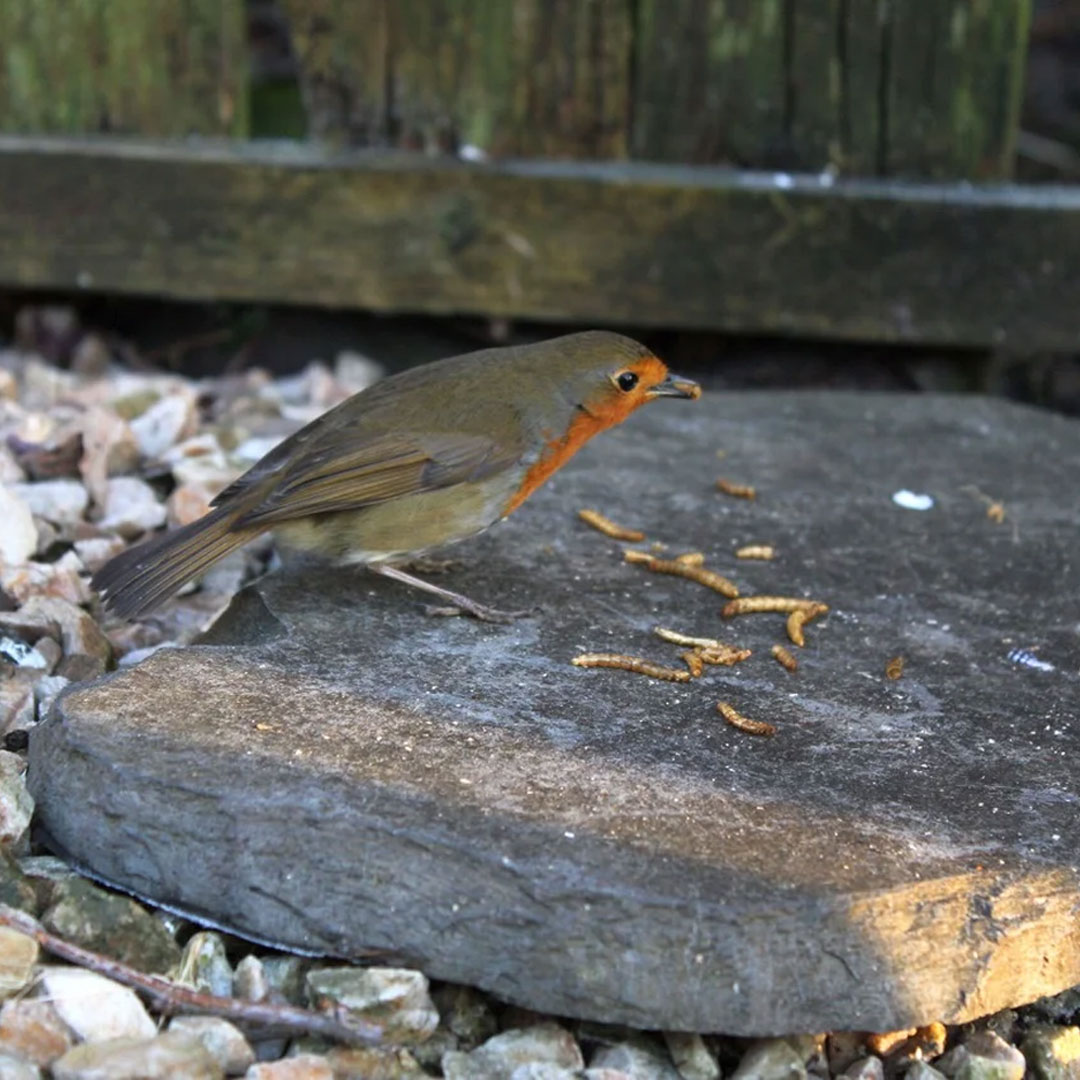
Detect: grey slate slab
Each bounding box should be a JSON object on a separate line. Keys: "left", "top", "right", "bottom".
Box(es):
{"left": 28, "top": 391, "right": 1080, "bottom": 1035}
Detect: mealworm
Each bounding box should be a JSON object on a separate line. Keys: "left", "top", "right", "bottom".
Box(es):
{"left": 654, "top": 627, "right": 729, "bottom": 649}
{"left": 735, "top": 545, "right": 775, "bottom": 560}
{"left": 786, "top": 609, "right": 809, "bottom": 646}
{"left": 722, "top": 597, "right": 829, "bottom": 617}
{"left": 698, "top": 645, "right": 752, "bottom": 666}
{"left": 717, "top": 701, "right": 776, "bottom": 737}
{"left": 681, "top": 651, "right": 705, "bottom": 677}
{"left": 886, "top": 655, "right": 905, "bottom": 680}
{"left": 577, "top": 509, "right": 645, "bottom": 542}
{"left": 716, "top": 478, "right": 756, "bottom": 499}
{"left": 625, "top": 552, "right": 739, "bottom": 598}
{"left": 674, "top": 552, "right": 706, "bottom": 566}
{"left": 571, "top": 653, "right": 691, "bottom": 682}
{"left": 772, "top": 644, "right": 798, "bottom": 671}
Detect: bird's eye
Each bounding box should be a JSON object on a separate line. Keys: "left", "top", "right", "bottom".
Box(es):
{"left": 616, "top": 371, "right": 639, "bottom": 392}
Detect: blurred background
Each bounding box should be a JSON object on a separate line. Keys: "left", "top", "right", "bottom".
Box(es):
{"left": 1, "top": 0, "right": 1080, "bottom": 412}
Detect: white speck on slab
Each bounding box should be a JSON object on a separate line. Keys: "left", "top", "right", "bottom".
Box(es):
{"left": 892, "top": 490, "right": 934, "bottom": 511}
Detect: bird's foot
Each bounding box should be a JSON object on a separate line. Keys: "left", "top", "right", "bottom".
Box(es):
{"left": 369, "top": 563, "right": 533, "bottom": 624}
{"left": 424, "top": 601, "right": 533, "bottom": 623}
{"left": 402, "top": 557, "right": 462, "bottom": 575}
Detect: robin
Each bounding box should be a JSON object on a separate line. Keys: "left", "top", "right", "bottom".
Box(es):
{"left": 93, "top": 330, "right": 700, "bottom": 622}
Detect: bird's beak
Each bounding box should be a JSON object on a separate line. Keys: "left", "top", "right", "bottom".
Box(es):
{"left": 650, "top": 375, "right": 701, "bottom": 400}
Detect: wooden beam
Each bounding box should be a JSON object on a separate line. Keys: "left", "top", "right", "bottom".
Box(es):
{"left": 0, "top": 0, "right": 248, "bottom": 138}
{"left": 1, "top": 135, "right": 1078, "bottom": 350}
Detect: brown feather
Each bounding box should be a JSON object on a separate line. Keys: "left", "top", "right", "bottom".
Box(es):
{"left": 91, "top": 507, "right": 261, "bottom": 619}
{"left": 233, "top": 432, "right": 511, "bottom": 528}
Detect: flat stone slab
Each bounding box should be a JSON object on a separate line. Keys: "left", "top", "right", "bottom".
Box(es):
{"left": 29, "top": 391, "right": 1080, "bottom": 1035}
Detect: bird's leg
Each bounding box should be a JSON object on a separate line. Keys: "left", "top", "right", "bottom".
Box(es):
{"left": 399, "top": 556, "right": 462, "bottom": 575}
{"left": 368, "top": 563, "right": 532, "bottom": 624}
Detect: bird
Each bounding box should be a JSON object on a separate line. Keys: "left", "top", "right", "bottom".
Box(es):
{"left": 92, "top": 330, "right": 701, "bottom": 622}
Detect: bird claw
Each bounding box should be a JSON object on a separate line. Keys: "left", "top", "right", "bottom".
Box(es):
{"left": 424, "top": 602, "right": 533, "bottom": 624}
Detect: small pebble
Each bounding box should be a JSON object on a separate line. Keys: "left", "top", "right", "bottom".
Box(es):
{"left": 99, "top": 477, "right": 167, "bottom": 539}
{"left": 663, "top": 1032, "right": 720, "bottom": 1080}
{"left": 0, "top": 754, "right": 33, "bottom": 851}
{"left": 129, "top": 392, "right": 196, "bottom": 460}
{"left": 50, "top": 1032, "right": 221, "bottom": 1080}
{"left": 233, "top": 955, "right": 270, "bottom": 1003}
{"left": 442, "top": 1024, "right": 584, "bottom": 1080}
{"left": 41, "top": 877, "right": 180, "bottom": 974}
{"left": 591, "top": 1041, "right": 681, "bottom": 1078}
{"left": 1020, "top": 1025, "right": 1080, "bottom": 1080}
{"left": 167, "top": 1017, "right": 255, "bottom": 1075}
{"left": 0, "top": 998, "right": 73, "bottom": 1067}
{"left": 175, "top": 931, "right": 234, "bottom": 998}
{"left": 731, "top": 1038, "right": 808, "bottom": 1080}
{"left": 39, "top": 968, "right": 156, "bottom": 1043}
{"left": 305, "top": 967, "right": 438, "bottom": 1044}
{"left": 0, "top": 930, "right": 37, "bottom": 999}
{"left": 841, "top": 1057, "right": 884, "bottom": 1080}
{"left": 0, "top": 490, "right": 37, "bottom": 567}
{"left": 11, "top": 481, "right": 87, "bottom": 528}
{"left": 323, "top": 1045, "right": 427, "bottom": 1078}
{"left": 243, "top": 1055, "right": 332, "bottom": 1079}
{"left": 0, "top": 1050, "right": 40, "bottom": 1080}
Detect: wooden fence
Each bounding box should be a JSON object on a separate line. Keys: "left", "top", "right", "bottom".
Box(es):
{"left": 2, "top": 0, "right": 1078, "bottom": 350}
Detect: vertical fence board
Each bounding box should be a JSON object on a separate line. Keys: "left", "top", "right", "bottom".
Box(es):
{"left": 632, "top": 0, "right": 787, "bottom": 165}
{"left": 0, "top": 0, "right": 247, "bottom": 136}
{"left": 278, "top": 0, "right": 388, "bottom": 145}
{"left": 631, "top": 0, "right": 1031, "bottom": 178}
{"left": 886, "top": 0, "right": 1033, "bottom": 178}
{"left": 284, "top": 0, "right": 631, "bottom": 158}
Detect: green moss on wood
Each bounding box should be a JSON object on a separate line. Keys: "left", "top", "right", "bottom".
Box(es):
{"left": 0, "top": 0, "right": 248, "bottom": 137}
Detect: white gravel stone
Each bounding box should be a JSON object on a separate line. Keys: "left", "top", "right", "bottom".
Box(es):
{"left": 98, "top": 477, "right": 166, "bottom": 539}
{"left": 130, "top": 393, "right": 196, "bottom": 461}
{"left": 11, "top": 481, "right": 87, "bottom": 527}
{"left": 0, "top": 753, "right": 33, "bottom": 849}
{"left": 0, "top": 489, "right": 37, "bottom": 567}
{"left": 0, "top": 1049, "right": 41, "bottom": 1080}
{"left": 50, "top": 1032, "right": 221, "bottom": 1080}
{"left": 39, "top": 968, "right": 156, "bottom": 1043}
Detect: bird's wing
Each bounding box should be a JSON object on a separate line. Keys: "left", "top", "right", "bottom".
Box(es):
{"left": 230, "top": 430, "right": 517, "bottom": 528}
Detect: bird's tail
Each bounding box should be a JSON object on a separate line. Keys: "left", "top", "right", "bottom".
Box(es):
{"left": 92, "top": 506, "right": 262, "bottom": 620}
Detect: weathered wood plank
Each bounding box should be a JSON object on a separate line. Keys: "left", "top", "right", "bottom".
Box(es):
{"left": 886, "top": 0, "right": 1033, "bottom": 178}
{"left": 631, "top": 0, "right": 1032, "bottom": 178}
{"left": 0, "top": 135, "right": 1078, "bottom": 349}
{"left": 0, "top": 0, "right": 248, "bottom": 137}
{"left": 282, "top": 0, "right": 632, "bottom": 157}
{"left": 631, "top": 0, "right": 787, "bottom": 166}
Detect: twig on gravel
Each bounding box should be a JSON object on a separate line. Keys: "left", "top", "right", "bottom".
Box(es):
{"left": 0, "top": 904, "right": 386, "bottom": 1046}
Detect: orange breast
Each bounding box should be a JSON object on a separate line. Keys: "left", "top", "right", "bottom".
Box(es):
{"left": 502, "top": 409, "right": 611, "bottom": 517}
